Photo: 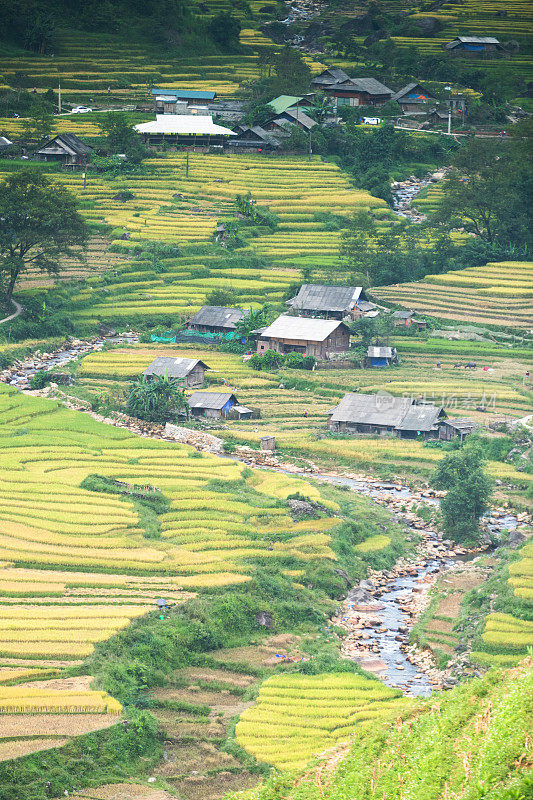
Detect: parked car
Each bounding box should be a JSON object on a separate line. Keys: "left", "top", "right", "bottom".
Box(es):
{"left": 70, "top": 106, "right": 93, "bottom": 114}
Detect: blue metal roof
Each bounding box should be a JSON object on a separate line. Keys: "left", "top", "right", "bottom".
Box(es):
{"left": 151, "top": 89, "right": 216, "bottom": 100}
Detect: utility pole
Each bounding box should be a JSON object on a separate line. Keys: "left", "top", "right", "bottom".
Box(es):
{"left": 186, "top": 149, "right": 189, "bottom": 177}
{"left": 445, "top": 85, "right": 452, "bottom": 135}
{"left": 57, "top": 71, "right": 61, "bottom": 114}
{"left": 83, "top": 152, "right": 87, "bottom": 190}
{"left": 308, "top": 130, "right": 312, "bottom": 161}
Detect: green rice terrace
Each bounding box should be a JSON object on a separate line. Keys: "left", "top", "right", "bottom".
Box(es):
{"left": 0, "top": 2, "right": 532, "bottom": 798}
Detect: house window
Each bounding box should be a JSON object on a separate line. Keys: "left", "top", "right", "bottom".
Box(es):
{"left": 336, "top": 97, "right": 349, "bottom": 106}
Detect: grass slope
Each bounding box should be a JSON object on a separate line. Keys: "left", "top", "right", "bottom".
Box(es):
{"left": 236, "top": 657, "right": 533, "bottom": 800}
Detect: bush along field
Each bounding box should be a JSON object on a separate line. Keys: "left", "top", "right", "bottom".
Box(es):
{"left": 0, "top": 381, "right": 416, "bottom": 798}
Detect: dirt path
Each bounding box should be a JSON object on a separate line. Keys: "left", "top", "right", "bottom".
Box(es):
{"left": 0, "top": 299, "right": 23, "bottom": 325}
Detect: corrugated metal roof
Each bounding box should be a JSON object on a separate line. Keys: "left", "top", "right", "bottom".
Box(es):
{"left": 392, "top": 310, "right": 414, "bottom": 319}
{"left": 444, "top": 418, "right": 478, "bottom": 430}
{"left": 188, "top": 391, "right": 236, "bottom": 410}
{"left": 150, "top": 89, "right": 216, "bottom": 100}
{"left": 329, "top": 393, "right": 412, "bottom": 426}
{"left": 260, "top": 315, "right": 348, "bottom": 342}
{"left": 134, "top": 115, "right": 236, "bottom": 136}
{"left": 332, "top": 78, "right": 393, "bottom": 95}
{"left": 287, "top": 284, "right": 363, "bottom": 312}
{"left": 312, "top": 67, "right": 351, "bottom": 85}
{"left": 357, "top": 300, "right": 377, "bottom": 312}
{"left": 143, "top": 357, "right": 208, "bottom": 379}
{"left": 38, "top": 133, "right": 92, "bottom": 156}
{"left": 329, "top": 393, "right": 445, "bottom": 431}
{"left": 268, "top": 95, "right": 304, "bottom": 114}
{"left": 396, "top": 405, "right": 444, "bottom": 432}
{"left": 446, "top": 36, "right": 501, "bottom": 48}
{"left": 367, "top": 346, "right": 395, "bottom": 358}
{"left": 275, "top": 108, "right": 317, "bottom": 130}
{"left": 188, "top": 306, "right": 245, "bottom": 329}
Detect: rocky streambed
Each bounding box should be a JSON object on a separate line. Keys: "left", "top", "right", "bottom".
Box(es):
{"left": 391, "top": 169, "right": 447, "bottom": 222}
{"left": 2, "top": 336, "right": 530, "bottom": 698}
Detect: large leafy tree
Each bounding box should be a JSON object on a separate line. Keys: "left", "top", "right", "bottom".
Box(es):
{"left": 0, "top": 167, "right": 89, "bottom": 303}
{"left": 431, "top": 444, "right": 493, "bottom": 543}
{"left": 208, "top": 11, "right": 241, "bottom": 51}
{"left": 98, "top": 112, "right": 147, "bottom": 163}
{"left": 435, "top": 136, "right": 532, "bottom": 249}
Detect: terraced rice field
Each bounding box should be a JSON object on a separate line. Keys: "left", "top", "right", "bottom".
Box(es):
{"left": 0, "top": 382, "right": 339, "bottom": 666}
{"left": 71, "top": 153, "right": 385, "bottom": 257}
{"left": 508, "top": 539, "right": 533, "bottom": 600}
{"left": 0, "top": 22, "right": 323, "bottom": 115}
{"left": 372, "top": 261, "right": 533, "bottom": 328}
{"left": 76, "top": 342, "right": 533, "bottom": 484}
{"left": 0, "top": 676, "right": 122, "bottom": 762}
{"left": 235, "top": 672, "right": 409, "bottom": 771}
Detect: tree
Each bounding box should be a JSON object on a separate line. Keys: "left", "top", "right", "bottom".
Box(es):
{"left": 208, "top": 12, "right": 241, "bottom": 51}
{"left": 435, "top": 138, "right": 532, "bottom": 250}
{"left": 431, "top": 445, "right": 493, "bottom": 543}
{"left": 339, "top": 211, "right": 378, "bottom": 285}
{"left": 0, "top": 167, "right": 88, "bottom": 303}
{"left": 234, "top": 306, "right": 270, "bottom": 342}
{"left": 273, "top": 47, "right": 311, "bottom": 94}
{"left": 126, "top": 375, "right": 186, "bottom": 424}
{"left": 21, "top": 103, "right": 54, "bottom": 142}
{"left": 206, "top": 287, "right": 237, "bottom": 306}
{"left": 310, "top": 94, "right": 334, "bottom": 124}
{"left": 98, "top": 112, "right": 147, "bottom": 163}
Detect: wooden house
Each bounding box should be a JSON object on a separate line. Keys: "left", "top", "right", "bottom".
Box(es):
{"left": 187, "top": 391, "right": 253, "bottom": 419}
{"left": 37, "top": 133, "right": 92, "bottom": 165}
{"left": 444, "top": 37, "right": 509, "bottom": 58}
{"left": 328, "top": 393, "right": 445, "bottom": 438}
{"left": 230, "top": 125, "right": 279, "bottom": 150}
{"left": 151, "top": 89, "right": 217, "bottom": 113}
{"left": 310, "top": 67, "right": 351, "bottom": 89}
{"left": 267, "top": 95, "right": 314, "bottom": 115}
{"left": 187, "top": 306, "right": 246, "bottom": 335}
{"left": 265, "top": 108, "right": 317, "bottom": 133}
{"left": 257, "top": 315, "right": 350, "bottom": 359}
{"left": 366, "top": 346, "right": 398, "bottom": 367}
{"left": 143, "top": 356, "right": 209, "bottom": 388}
{"left": 392, "top": 310, "right": 427, "bottom": 330}
{"left": 286, "top": 284, "right": 367, "bottom": 319}
{"left": 439, "top": 418, "right": 478, "bottom": 441}
{"left": 391, "top": 83, "right": 436, "bottom": 113}
{"left": 322, "top": 78, "right": 393, "bottom": 108}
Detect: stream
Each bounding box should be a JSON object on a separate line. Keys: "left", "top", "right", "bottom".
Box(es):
{"left": 1, "top": 336, "right": 528, "bottom": 698}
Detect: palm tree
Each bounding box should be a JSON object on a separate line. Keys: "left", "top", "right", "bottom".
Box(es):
{"left": 311, "top": 95, "right": 335, "bottom": 124}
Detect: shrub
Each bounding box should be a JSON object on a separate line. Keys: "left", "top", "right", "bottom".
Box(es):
{"left": 29, "top": 371, "right": 49, "bottom": 390}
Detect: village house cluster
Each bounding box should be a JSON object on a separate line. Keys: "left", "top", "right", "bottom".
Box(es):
{"left": 138, "top": 283, "right": 477, "bottom": 441}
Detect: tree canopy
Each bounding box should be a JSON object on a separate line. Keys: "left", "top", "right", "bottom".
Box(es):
{"left": 126, "top": 375, "right": 188, "bottom": 423}
{"left": 0, "top": 167, "right": 89, "bottom": 303}
{"left": 431, "top": 445, "right": 493, "bottom": 543}
{"left": 435, "top": 135, "right": 533, "bottom": 250}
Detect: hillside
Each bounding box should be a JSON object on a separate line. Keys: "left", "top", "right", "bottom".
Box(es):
{"left": 234, "top": 657, "right": 533, "bottom": 800}
{"left": 372, "top": 260, "right": 533, "bottom": 329}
